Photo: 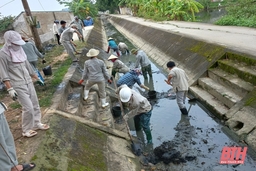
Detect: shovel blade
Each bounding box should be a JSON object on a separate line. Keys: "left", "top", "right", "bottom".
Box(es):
{"left": 131, "top": 143, "right": 142, "bottom": 156}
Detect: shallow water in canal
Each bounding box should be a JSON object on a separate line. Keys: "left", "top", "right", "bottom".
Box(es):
{"left": 103, "top": 18, "right": 256, "bottom": 170}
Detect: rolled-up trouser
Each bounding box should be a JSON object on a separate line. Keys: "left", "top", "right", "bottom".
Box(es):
{"left": 176, "top": 90, "right": 187, "bottom": 109}
{"left": 133, "top": 110, "right": 152, "bottom": 141}
{"left": 14, "top": 82, "right": 41, "bottom": 133}
{"left": 141, "top": 64, "right": 152, "bottom": 79}
{"left": 77, "top": 29, "right": 84, "bottom": 42}
{"left": 85, "top": 80, "right": 106, "bottom": 98}
{"left": 0, "top": 113, "right": 18, "bottom": 171}
{"left": 61, "top": 41, "right": 77, "bottom": 61}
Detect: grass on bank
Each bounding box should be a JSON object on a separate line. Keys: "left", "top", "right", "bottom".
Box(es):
{"left": 36, "top": 41, "right": 85, "bottom": 107}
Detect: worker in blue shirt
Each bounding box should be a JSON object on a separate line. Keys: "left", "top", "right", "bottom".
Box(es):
{"left": 116, "top": 68, "right": 149, "bottom": 90}
{"left": 106, "top": 37, "right": 120, "bottom": 57}
{"left": 83, "top": 16, "right": 94, "bottom": 26}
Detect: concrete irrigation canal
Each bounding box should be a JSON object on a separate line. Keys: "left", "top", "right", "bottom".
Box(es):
{"left": 19, "top": 15, "right": 256, "bottom": 171}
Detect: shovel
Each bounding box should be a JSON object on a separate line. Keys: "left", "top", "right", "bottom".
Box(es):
{"left": 112, "top": 78, "right": 142, "bottom": 156}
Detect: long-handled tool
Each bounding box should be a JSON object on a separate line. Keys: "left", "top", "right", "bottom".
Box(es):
{"left": 112, "top": 78, "right": 142, "bottom": 156}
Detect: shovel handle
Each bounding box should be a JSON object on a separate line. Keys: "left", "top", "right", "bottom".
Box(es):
{"left": 112, "top": 78, "right": 134, "bottom": 142}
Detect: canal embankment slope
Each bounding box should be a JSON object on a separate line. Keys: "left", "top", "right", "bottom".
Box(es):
{"left": 108, "top": 14, "right": 256, "bottom": 153}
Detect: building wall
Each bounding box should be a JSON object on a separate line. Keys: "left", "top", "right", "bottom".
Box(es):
{"left": 0, "top": 11, "right": 74, "bottom": 45}
{"left": 119, "top": 7, "right": 132, "bottom": 15}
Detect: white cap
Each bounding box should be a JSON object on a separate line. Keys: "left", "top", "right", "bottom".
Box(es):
{"left": 119, "top": 87, "right": 132, "bottom": 102}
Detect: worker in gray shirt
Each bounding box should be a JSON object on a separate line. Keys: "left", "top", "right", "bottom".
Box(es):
{"left": 131, "top": 49, "right": 152, "bottom": 79}
{"left": 21, "top": 37, "right": 45, "bottom": 71}
{"left": 59, "top": 20, "right": 79, "bottom": 55}
{"left": 70, "top": 16, "right": 84, "bottom": 42}
{"left": 60, "top": 24, "right": 82, "bottom": 62}
{"left": 0, "top": 31, "right": 49, "bottom": 138}
{"left": 165, "top": 61, "right": 189, "bottom": 115}
{"left": 78, "top": 48, "right": 112, "bottom": 108}
{"left": 107, "top": 54, "right": 130, "bottom": 78}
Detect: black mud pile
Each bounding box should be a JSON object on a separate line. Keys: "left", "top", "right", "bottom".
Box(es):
{"left": 145, "top": 141, "right": 196, "bottom": 165}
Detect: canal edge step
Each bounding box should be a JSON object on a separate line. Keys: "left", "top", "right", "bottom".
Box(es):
{"left": 190, "top": 52, "right": 256, "bottom": 152}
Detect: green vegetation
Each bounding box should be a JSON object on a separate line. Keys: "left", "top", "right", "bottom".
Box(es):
{"left": 96, "top": 0, "right": 120, "bottom": 13}
{"left": 68, "top": 123, "right": 108, "bottom": 171}
{"left": 225, "top": 52, "right": 256, "bottom": 66}
{"left": 9, "top": 102, "right": 21, "bottom": 109}
{"left": 0, "top": 13, "right": 15, "bottom": 32}
{"left": 119, "top": 0, "right": 203, "bottom": 21}
{"left": 57, "top": 0, "right": 97, "bottom": 19}
{"left": 245, "top": 89, "right": 256, "bottom": 107}
{"left": 36, "top": 45, "right": 71, "bottom": 107}
{"left": 215, "top": 0, "right": 256, "bottom": 27}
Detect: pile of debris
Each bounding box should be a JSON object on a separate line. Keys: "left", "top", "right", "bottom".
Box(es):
{"left": 144, "top": 141, "right": 196, "bottom": 165}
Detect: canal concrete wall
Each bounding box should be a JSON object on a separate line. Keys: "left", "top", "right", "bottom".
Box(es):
{"left": 107, "top": 15, "right": 256, "bottom": 153}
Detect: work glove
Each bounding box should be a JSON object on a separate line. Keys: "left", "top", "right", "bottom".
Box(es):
{"left": 78, "top": 79, "right": 84, "bottom": 85}
{"left": 36, "top": 79, "right": 45, "bottom": 86}
{"left": 107, "top": 79, "right": 112, "bottom": 84}
{"left": 7, "top": 88, "right": 18, "bottom": 101}
{"left": 42, "top": 59, "right": 46, "bottom": 64}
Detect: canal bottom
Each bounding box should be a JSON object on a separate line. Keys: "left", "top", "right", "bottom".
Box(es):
{"left": 103, "top": 18, "right": 256, "bottom": 170}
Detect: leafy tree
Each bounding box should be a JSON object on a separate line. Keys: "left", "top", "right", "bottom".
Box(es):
{"left": 57, "top": 0, "right": 97, "bottom": 19}
{"left": 120, "top": 0, "right": 203, "bottom": 21}
{"left": 0, "top": 13, "right": 15, "bottom": 32}
{"left": 198, "top": 0, "right": 211, "bottom": 11}
{"left": 183, "top": 0, "right": 204, "bottom": 21}
{"left": 96, "top": 0, "right": 120, "bottom": 13}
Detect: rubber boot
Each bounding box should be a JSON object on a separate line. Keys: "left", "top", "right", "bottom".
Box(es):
{"left": 180, "top": 108, "right": 188, "bottom": 115}
{"left": 134, "top": 116, "right": 142, "bottom": 131}
{"left": 83, "top": 90, "right": 89, "bottom": 101}
{"left": 144, "top": 130, "right": 152, "bottom": 144}
{"left": 101, "top": 98, "right": 109, "bottom": 108}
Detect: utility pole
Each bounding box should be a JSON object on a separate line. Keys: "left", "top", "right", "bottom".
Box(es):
{"left": 21, "top": 0, "right": 43, "bottom": 51}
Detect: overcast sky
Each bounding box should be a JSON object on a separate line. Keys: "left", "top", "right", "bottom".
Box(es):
{"left": 0, "top": 0, "right": 68, "bottom": 17}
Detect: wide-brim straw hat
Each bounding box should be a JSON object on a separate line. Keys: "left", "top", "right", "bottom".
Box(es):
{"left": 108, "top": 55, "right": 118, "bottom": 60}
{"left": 87, "top": 48, "right": 100, "bottom": 57}
{"left": 131, "top": 48, "right": 139, "bottom": 54}
{"left": 108, "top": 37, "right": 114, "bottom": 41}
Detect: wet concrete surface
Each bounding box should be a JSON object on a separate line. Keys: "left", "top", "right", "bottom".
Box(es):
{"left": 103, "top": 18, "right": 256, "bottom": 170}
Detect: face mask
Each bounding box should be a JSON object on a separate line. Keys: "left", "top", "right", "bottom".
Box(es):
{"left": 10, "top": 44, "right": 21, "bottom": 51}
